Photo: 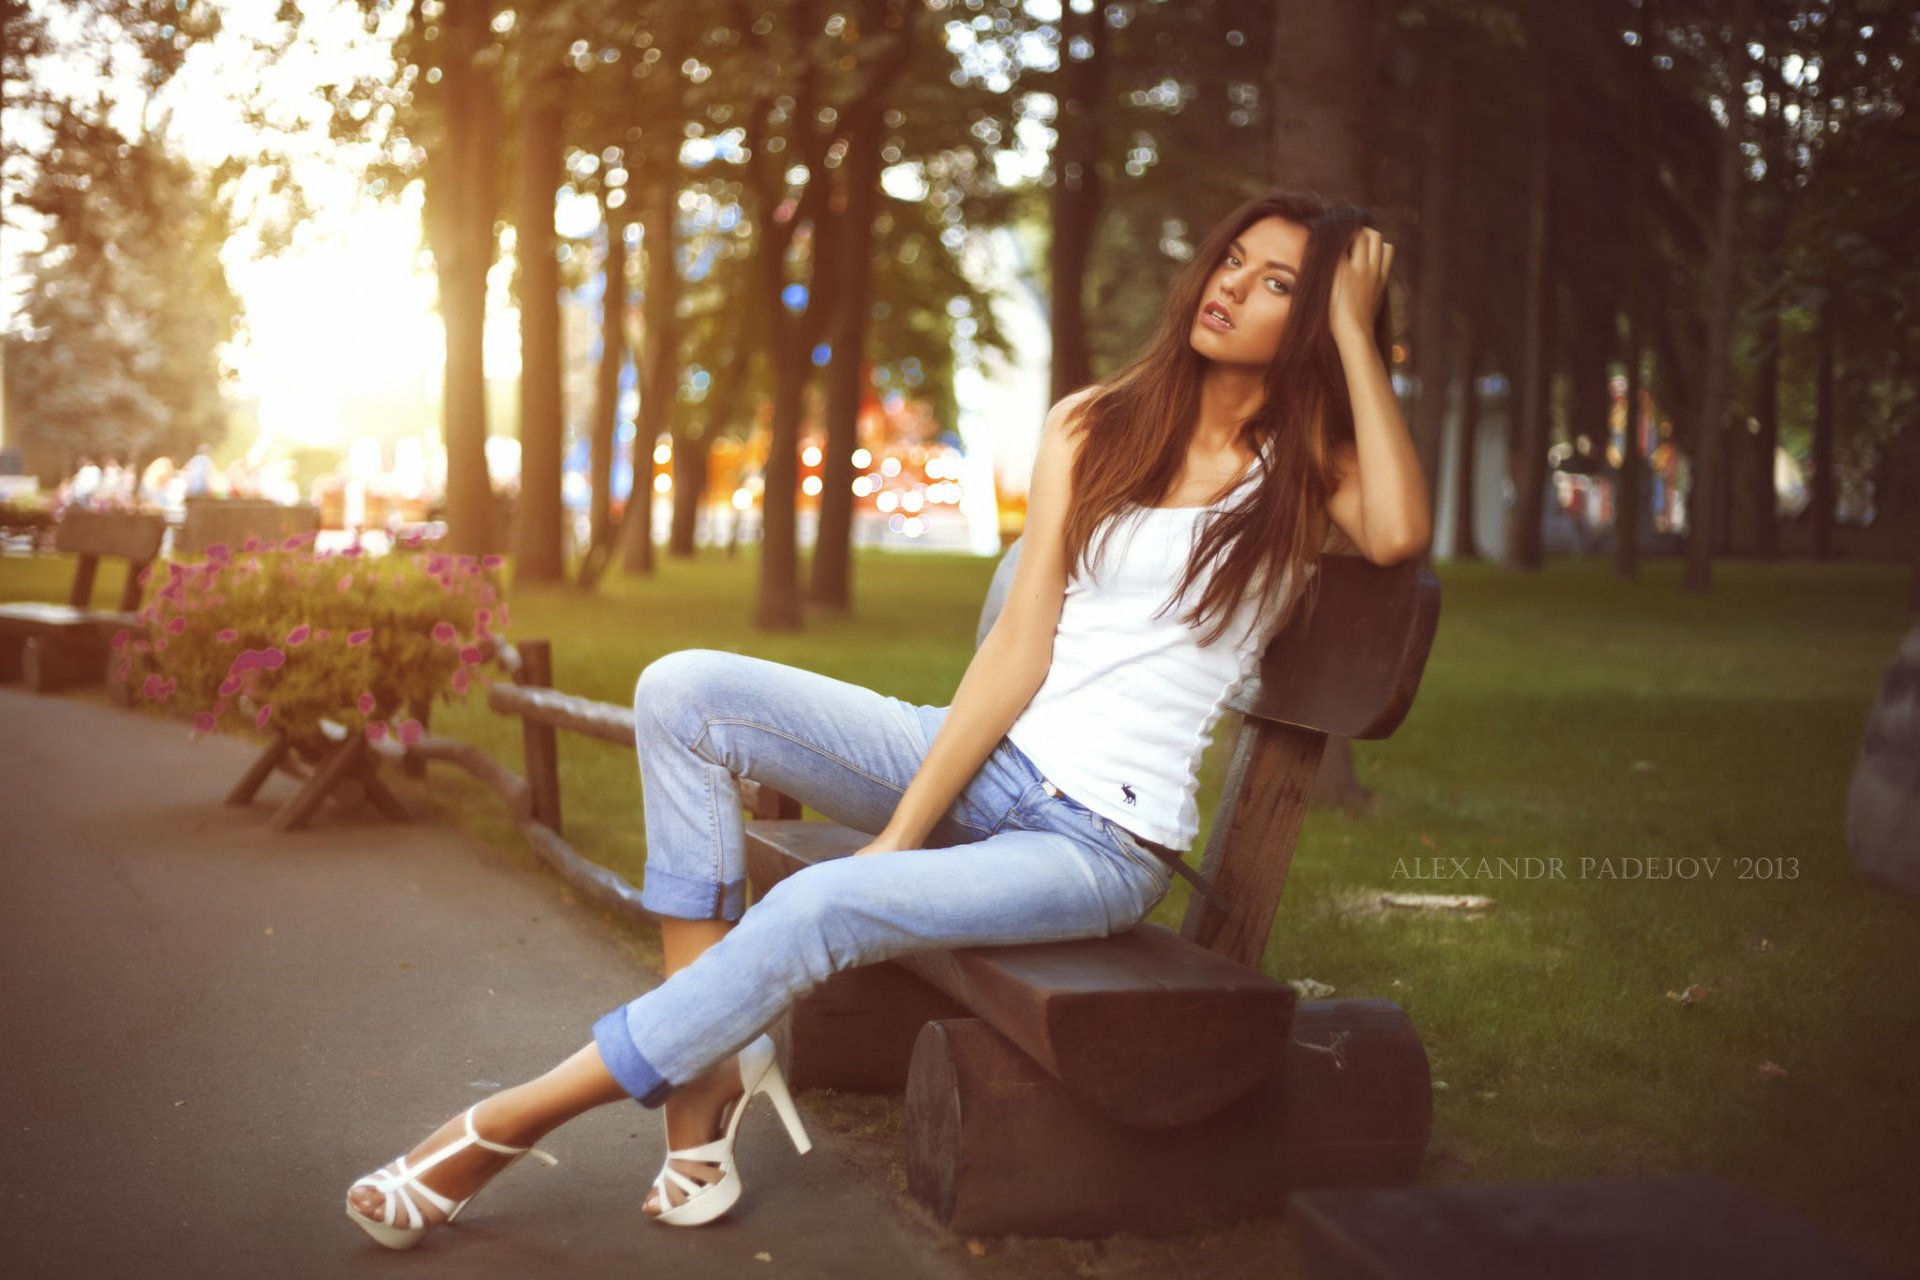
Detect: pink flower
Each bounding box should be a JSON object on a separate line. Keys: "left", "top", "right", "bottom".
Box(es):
{"left": 286, "top": 625, "right": 311, "bottom": 646}
{"left": 228, "top": 647, "right": 287, "bottom": 676}
{"left": 142, "top": 674, "right": 166, "bottom": 700}
{"left": 451, "top": 667, "right": 471, "bottom": 694}
{"left": 337, "top": 573, "right": 354, "bottom": 593}
{"left": 482, "top": 554, "right": 503, "bottom": 569}
{"left": 365, "top": 720, "right": 388, "bottom": 743}
{"left": 166, "top": 616, "right": 187, "bottom": 635}
{"left": 459, "top": 645, "right": 482, "bottom": 664}
{"left": 244, "top": 536, "right": 261, "bottom": 552}
{"left": 255, "top": 705, "right": 273, "bottom": 730}
{"left": 431, "top": 622, "right": 457, "bottom": 645}
{"left": 111, "top": 629, "right": 130, "bottom": 649}
{"left": 193, "top": 710, "right": 217, "bottom": 733}
{"left": 154, "top": 637, "right": 168, "bottom": 654}
{"left": 398, "top": 719, "right": 424, "bottom": 746}
{"left": 473, "top": 608, "right": 492, "bottom": 627}
{"left": 216, "top": 628, "right": 238, "bottom": 643}
{"left": 206, "top": 542, "right": 231, "bottom": 562}
{"left": 219, "top": 677, "right": 242, "bottom": 697}
{"left": 347, "top": 628, "right": 373, "bottom": 647}
{"left": 357, "top": 692, "right": 376, "bottom": 715}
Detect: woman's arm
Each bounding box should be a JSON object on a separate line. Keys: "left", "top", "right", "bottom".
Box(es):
{"left": 859, "top": 387, "right": 1097, "bottom": 854}
{"left": 1324, "top": 226, "right": 1432, "bottom": 565}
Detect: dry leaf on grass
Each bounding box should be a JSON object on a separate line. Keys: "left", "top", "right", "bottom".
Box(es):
{"left": 966, "top": 1238, "right": 988, "bottom": 1257}
{"left": 1666, "top": 983, "right": 1712, "bottom": 1006}
{"left": 1757, "top": 1060, "right": 1789, "bottom": 1081}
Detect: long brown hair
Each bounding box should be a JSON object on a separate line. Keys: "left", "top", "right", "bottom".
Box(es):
{"left": 1059, "top": 190, "right": 1394, "bottom": 649}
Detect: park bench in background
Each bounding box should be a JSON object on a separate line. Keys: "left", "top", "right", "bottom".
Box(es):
{"left": 0, "top": 509, "right": 166, "bottom": 693}
{"left": 174, "top": 497, "right": 321, "bottom": 558}
{"left": 739, "top": 544, "right": 1443, "bottom": 1237}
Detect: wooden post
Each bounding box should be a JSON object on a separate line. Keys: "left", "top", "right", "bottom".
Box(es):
{"left": 228, "top": 732, "right": 294, "bottom": 806}
{"left": 518, "top": 638, "right": 563, "bottom": 833}
{"left": 402, "top": 697, "right": 429, "bottom": 779}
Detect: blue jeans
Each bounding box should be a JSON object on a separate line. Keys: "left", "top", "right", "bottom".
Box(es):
{"left": 590, "top": 648, "right": 1176, "bottom": 1108}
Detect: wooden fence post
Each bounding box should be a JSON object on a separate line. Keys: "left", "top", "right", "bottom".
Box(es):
{"left": 519, "top": 639, "right": 563, "bottom": 833}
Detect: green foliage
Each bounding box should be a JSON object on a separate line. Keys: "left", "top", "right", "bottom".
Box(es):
{"left": 119, "top": 533, "right": 512, "bottom": 750}
{"left": 5, "top": 111, "right": 240, "bottom": 477}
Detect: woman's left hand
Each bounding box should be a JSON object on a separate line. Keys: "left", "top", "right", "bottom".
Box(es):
{"left": 1330, "top": 226, "right": 1394, "bottom": 340}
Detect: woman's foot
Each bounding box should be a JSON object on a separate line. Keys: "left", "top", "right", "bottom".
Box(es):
{"left": 641, "top": 1052, "right": 747, "bottom": 1217}
{"left": 347, "top": 1096, "right": 542, "bottom": 1231}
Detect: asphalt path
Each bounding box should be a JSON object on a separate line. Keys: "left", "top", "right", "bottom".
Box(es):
{"left": 0, "top": 687, "right": 970, "bottom": 1280}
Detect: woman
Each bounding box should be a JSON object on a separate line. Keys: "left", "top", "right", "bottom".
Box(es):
{"left": 345, "top": 189, "right": 1430, "bottom": 1246}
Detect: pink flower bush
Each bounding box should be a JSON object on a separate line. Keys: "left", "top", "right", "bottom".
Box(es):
{"left": 126, "top": 537, "right": 512, "bottom": 748}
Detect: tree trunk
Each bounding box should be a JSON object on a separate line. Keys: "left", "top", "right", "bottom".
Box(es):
{"left": 1505, "top": 61, "right": 1551, "bottom": 572}
{"left": 1409, "top": 39, "right": 1457, "bottom": 522}
{"left": 1450, "top": 309, "right": 1482, "bottom": 560}
{"left": 511, "top": 65, "right": 568, "bottom": 583}
{"left": 617, "top": 173, "right": 683, "bottom": 576}
{"left": 809, "top": 96, "right": 886, "bottom": 614}
{"left": 1048, "top": 0, "right": 1106, "bottom": 405}
{"left": 429, "top": 0, "right": 500, "bottom": 556}
{"left": 1811, "top": 274, "right": 1836, "bottom": 561}
{"left": 1683, "top": 0, "right": 1753, "bottom": 593}
{"left": 587, "top": 194, "right": 629, "bottom": 563}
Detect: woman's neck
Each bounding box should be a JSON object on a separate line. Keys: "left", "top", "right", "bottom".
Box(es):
{"left": 1195, "top": 363, "right": 1266, "bottom": 455}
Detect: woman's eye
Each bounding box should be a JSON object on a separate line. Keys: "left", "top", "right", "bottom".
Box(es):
{"left": 1266, "top": 279, "right": 1290, "bottom": 295}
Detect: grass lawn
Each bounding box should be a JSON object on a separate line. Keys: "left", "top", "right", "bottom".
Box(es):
{"left": 7, "top": 545, "right": 1917, "bottom": 1277}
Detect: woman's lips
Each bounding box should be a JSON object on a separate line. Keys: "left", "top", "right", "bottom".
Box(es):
{"left": 1199, "top": 303, "right": 1234, "bottom": 332}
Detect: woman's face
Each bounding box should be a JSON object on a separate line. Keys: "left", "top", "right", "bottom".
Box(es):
{"left": 1190, "top": 215, "right": 1309, "bottom": 368}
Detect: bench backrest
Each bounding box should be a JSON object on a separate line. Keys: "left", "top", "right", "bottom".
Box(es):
{"left": 978, "top": 537, "right": 1441, "bottom": 969}
{"left": 52, "top": 510, "right": 168, "bottom": 613}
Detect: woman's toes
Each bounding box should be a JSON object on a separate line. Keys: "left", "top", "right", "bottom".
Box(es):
{"left": 349, "top": 1185, "right": 386, "bottom": 1219}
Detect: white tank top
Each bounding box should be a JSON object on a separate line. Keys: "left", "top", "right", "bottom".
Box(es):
{"left": 1005, "top": 449, "right": 1300, "bottom": 852}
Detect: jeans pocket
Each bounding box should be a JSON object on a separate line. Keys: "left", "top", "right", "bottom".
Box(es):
{"left": 1089, "top": 813, "right": 1175, "bottom": 902}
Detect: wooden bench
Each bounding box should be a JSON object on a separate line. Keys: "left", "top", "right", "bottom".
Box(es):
{"left": 0, "top": 509, "right": 166, "bottom": 693}
{"left": 741, "top": 543, "right": 1442, "bottom": 1237}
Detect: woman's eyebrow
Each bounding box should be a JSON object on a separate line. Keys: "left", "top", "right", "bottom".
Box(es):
{"left": 1228, "top": 238, "right": 1298, "bottom": 277}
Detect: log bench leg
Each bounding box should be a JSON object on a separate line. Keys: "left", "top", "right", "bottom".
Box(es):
{"left": 775, "top": 961, "right": 974, "bottom": 1094}
{"left": 905, "top": 999, "right": 1431, "bottom": 1239}
{"left": 0, "top": 632, "right": 23, "bottom": 682}
{"left": 228, "top": 733, "right": 294, "bottom": 807}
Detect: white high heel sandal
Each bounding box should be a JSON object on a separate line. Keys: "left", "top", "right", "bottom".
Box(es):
{"left": 648, "top": 1032, "right": 814, "bottom": 1227}
{"left": 345, "top": 1103, "right": 560, "bottom": 1249}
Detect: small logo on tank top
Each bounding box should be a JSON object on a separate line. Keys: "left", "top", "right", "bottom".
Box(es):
{"left": 1120, "top": 783, "right": 1137, "bottom": 806}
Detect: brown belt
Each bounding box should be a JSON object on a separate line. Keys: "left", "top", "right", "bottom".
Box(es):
{"left": 1039, "top": 778, "right": 1234, "bottom": 915}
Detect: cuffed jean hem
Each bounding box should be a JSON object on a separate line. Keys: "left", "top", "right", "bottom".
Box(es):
{"left": 638, "top": 863, "right": 750, "bottom": 923}
{"left": 592, "top": 1006, "right": 675, "bottom": 1108}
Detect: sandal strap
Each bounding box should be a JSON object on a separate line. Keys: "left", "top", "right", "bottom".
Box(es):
{"left": 666, "top": 1136, "right": 732, "bottom": 1162}
{"left": 656, "top": 1162, "right": 720, "bottom": 1200}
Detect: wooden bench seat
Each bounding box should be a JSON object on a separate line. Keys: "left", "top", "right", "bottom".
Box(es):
{"left": 0, "top": 510, "right": 165, "bottom": 692}
{"left": 745, "top": 818, "right": 1296, "bottom": 1128}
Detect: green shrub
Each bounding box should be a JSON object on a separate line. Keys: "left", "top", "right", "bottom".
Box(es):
{"left": 119, "top": 531, "right": 511, "bottom": 750}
